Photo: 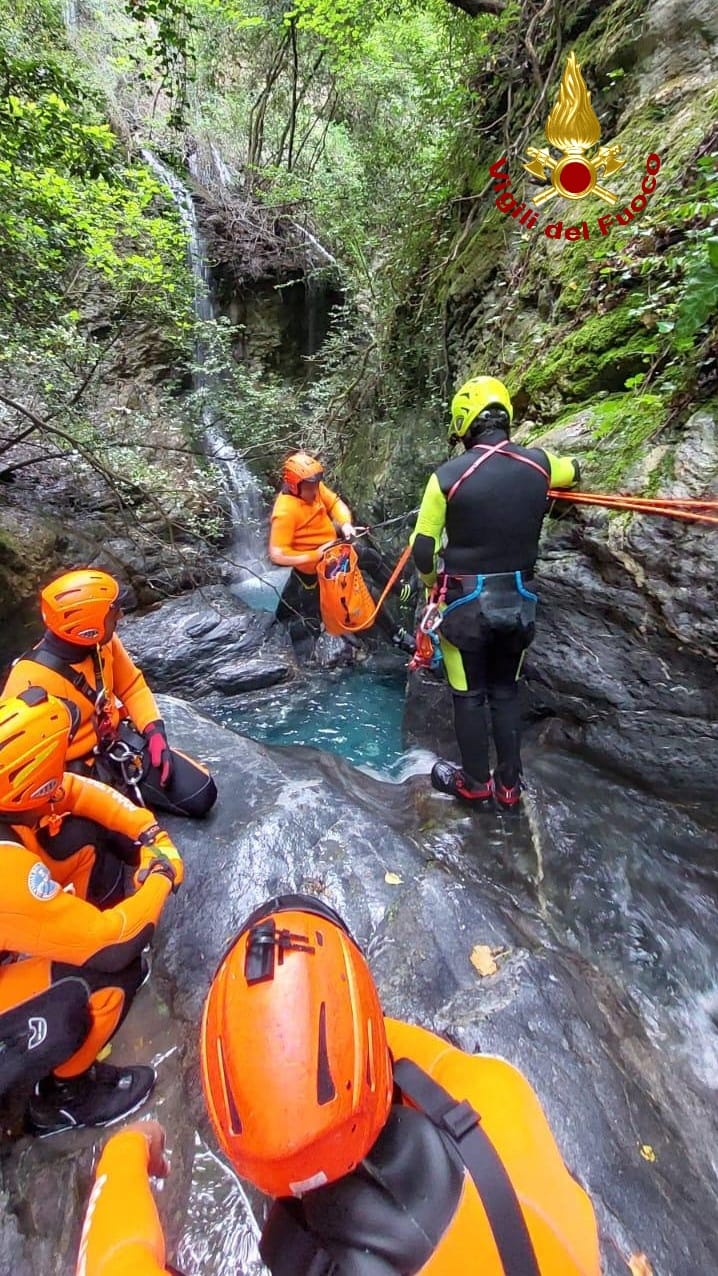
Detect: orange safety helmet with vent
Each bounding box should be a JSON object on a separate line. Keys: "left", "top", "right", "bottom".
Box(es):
{"left": 40, "top": 569, "right": 120, "bottom": 646}
{"left": 200, "top": 894, "right": 393, "bottom": 1198}
{"left": 0, "top": 688, "right": 77, "bottom": 813}
{"left": 282, "top": 453, "right": 324, "bottom": 497}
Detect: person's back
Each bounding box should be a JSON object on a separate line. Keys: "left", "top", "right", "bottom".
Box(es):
{"left": 432, "top": 432, "right": 566, "bottom": 576}
{"left": 412, "top": 376, "right": 579, "bottom": 808}
{"left": 77, "top": 896, "right": 600, "bottom": 1276}
{"left": 263, "top": 1018, "right": 600, "bottom": 1275}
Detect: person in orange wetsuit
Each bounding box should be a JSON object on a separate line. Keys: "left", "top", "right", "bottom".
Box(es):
{"left": 0, "top": 688, "right": 183, "bottom": 1135}
{"left": 269, "top": 452, "right": 414, "bottom": 658}
{"left": 78, "top": 895, "right": 601, "bottom": 1276}
{"left": 3, "top": 568, "right": 217, "bottom": 821}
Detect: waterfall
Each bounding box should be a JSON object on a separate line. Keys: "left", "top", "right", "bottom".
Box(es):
{"left": 62, "top": 0, "right": 78, "bottom": 32}
{"left": 141, "top": 150, "right": 283, "bottom": 601}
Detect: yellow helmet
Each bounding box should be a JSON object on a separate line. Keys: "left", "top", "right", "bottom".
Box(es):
{"left": 450, "top": 377, "right": 513, "bottom": 441}
{"left": 0, "top": 689, "right": 75, "bottom": 812}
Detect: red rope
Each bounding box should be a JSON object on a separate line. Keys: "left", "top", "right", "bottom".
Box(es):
{"left": 548, "top": 489, "right": 718, "bottom": 526}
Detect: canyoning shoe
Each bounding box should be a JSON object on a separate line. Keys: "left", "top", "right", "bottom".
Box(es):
{"left": 392, "top": 628, "right": 416, "bottom": 654}
{"left": 431, "top": 761, "right": 494, "bottom": 803}
{"left": 26, "top": 1062, "right": 156, "bottom": 1135}
{"left": 493, "top": 774, "right": 522, "bottom": 809}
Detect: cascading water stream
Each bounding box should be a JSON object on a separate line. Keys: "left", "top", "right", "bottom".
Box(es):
{"left": 141, "top": 150, "right": 286, "bottom": 601}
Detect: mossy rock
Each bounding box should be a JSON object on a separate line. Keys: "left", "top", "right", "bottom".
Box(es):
{"left": 519, "top": 390, "right": 666, "bottom": 489}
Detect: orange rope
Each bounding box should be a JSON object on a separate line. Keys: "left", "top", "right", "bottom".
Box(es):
{"left": 339, "top": 543, "right": 413, "bottom": 633}
{"left": 548, "top": 490, "right": 718, "bottom": 526}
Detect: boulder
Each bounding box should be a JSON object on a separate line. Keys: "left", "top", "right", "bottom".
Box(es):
{"left": 2, "top": 700, "right": 714, "bottom": 1275}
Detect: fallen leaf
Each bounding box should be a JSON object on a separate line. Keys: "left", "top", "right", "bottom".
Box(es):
{"left": 470, "top": 945, "right": 498, "bottom": 977}
{"left": 627, "top": 1253, "right": 653, "bottom": 1276}
{"left": 97, "top": 1043, "right": 112, "bottom": 1062}
{"left": 384, "top": 871, "right": 403, "bottom": 885}
{"left": 639, "top": 1144, "right": 657, "bottom": 1162}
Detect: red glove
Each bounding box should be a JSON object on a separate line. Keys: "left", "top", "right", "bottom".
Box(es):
{"left": 144, "top": 720, "right": 173, "bottom": 787}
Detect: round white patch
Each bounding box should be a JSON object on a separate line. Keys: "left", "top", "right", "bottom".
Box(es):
{"left": 27, "top": 862, "right": 61, "bottom": 902}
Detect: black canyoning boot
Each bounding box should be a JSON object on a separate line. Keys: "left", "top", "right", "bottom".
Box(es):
{"left": 430, "top": 761, "right": 494, "bottom": 804}
{"left": 26, "top": 1061, "right": 156, "bottom": 1135}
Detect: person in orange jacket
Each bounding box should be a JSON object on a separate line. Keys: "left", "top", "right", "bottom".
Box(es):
{"left": 78, "top": 895, "right": 601, "bottom": 1275}
{"left": 0, "top": 688, "right": 183, "bottom": 1135}
{"left": 269, "top": 452, "right": 415, "bottom": 658}
{"left": 3, "top": 569, "right": 217, "bottom": 821}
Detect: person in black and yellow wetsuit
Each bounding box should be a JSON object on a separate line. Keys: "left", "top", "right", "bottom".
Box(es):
{"left": 77, "top": 895, "right": 601, "bottom": 1276}
{"left": 0, "top": 689, "right": 183, "bottom": 1135}
{"left": 411, "top": 376, "right": 579, "bottom": 808}
{"left": 3, "top": 569, "right": 217, "bottom": 821}
{"left": 269, "top": 452, "right": 414, "bottom": 658}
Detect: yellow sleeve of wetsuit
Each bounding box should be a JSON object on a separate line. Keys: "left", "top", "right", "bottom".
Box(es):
{"left": 110, "top": 636, "right": 160, "bottom": 732}
{"left": 319, "top": 482, "right": 352, "bottom": 529}
{"left": 76, "top": 1130, "right": 168, "bottom": 1276}
{"left": 545, "top": 452, "right": 580, "bottom": 489}
{"left": 410, "top": 472, "right": 446, "bottom": 587}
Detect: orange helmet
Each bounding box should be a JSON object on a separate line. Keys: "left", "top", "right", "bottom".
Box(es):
{"left": 0, "top": 688, "right": 75, "bottom": 812}
{"left": 200, "top": 894, "right": 392, "bottom": 1198}
{"left": 41, "top": 569, "right": 120, "bottom": 646}
{"left": 282, "top": 453, "right": 323, "bottom": 496}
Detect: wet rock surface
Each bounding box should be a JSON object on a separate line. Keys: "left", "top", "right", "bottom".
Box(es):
{"left": 120, "top": 586, "right": 294, "bottom": 700}
{"left": 2, "top": 699, "right": 716, "bottom": 1276}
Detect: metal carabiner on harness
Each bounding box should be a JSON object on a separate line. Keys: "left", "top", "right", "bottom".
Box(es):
{"left": 419, "top": 601, "right": 443, "bottom": 634}
{"left": 104, "top": 737, "right": 145, "bottom": 804}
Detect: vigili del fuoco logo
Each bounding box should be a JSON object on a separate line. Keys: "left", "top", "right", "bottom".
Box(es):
{"left": 490, "top": 52, "right": 661, "bottom": 241}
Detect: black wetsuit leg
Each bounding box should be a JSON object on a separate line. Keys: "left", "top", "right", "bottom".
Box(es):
{"left": 139, "top": 748, "right": 217, "bottom": 819}
{"left": 451, "top": 646, "right": 491, "bottom": 784}
{"left": 276, "top": 568, "right": 322, "bottom": 651}
{"left": 0, "top": 957, "right": 143, "bottom": 1100}
{"left": 485, "top": 630, "right": 529, "bottom": 788}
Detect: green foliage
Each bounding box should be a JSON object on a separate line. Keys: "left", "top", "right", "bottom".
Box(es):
{"left": 123, "top": 0, "right": 197, "bottom": 128}
{"left": 0, "top": 0, "right": 192, "bottom": 329}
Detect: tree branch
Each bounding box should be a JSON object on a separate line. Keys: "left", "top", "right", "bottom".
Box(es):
{"left": 445, "top": 0, "right": 506, "bottom": 15}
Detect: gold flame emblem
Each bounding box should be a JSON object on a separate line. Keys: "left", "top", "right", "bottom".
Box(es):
{"left": 523, "top": 52, "right": 625, "bottom": 205}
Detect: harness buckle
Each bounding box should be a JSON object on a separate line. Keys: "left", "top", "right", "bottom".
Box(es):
{"left": 441, "top": 1099, "right": 479, "bottom": 1141}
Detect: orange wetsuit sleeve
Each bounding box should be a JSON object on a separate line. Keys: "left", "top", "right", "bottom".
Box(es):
{"left": 319, "top": 482, "right": 351, "bottom": 528}
{"left": 0, "top": 839, "right": 171, "bottom": 971}
{"left": 76, "top": 1130, "right": 167, "bottom": 1276}
{"left": 109, "top": 636, "right": 160, "bottom": 731}
{"left": 269, "top": 497, "right": 323, "bottom": 568}
{"left": 55, "top": 773, "right": 179, "bottom": 858}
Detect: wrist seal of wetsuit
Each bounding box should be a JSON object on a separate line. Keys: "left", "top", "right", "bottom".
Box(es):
{"left": 571, "top": 458, "right": 581, "bottom": 486}
{"left": 136, "top": 852, "right": 182, "bottom": 893}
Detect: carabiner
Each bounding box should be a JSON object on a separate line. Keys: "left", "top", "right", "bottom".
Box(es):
{"left": 419, "top": 602, "right": 443, "bottom": 634}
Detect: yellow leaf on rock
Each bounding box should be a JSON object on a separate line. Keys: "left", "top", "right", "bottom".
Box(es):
{"left": 627, "top": 1253, "right": 653, "bottom": 1276}
{"left": 470, "top": 945, "right": 498, "bottom": 977}
{"left": 384, "top": 871, "right": 403, "bottom": 885}
{"left": 97, "top": 1043, "right": 112, "bottom": 1062}
{"left": 639, "top": 1144, "right": 656, "bottom": 1162}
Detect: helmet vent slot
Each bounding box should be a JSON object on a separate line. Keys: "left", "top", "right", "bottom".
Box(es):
{"left": 316, "top": 1002, "right": 336, "bottom": 1105}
